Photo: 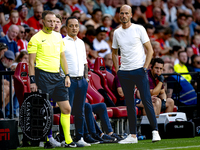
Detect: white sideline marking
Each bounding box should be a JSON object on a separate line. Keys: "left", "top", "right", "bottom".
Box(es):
{"left": 151, "top": 145, "right": 200, "bottom": 150}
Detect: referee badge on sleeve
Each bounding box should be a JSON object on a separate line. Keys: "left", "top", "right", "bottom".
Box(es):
{"left": 28, "top": 42, "right": 32, "bottom": 48}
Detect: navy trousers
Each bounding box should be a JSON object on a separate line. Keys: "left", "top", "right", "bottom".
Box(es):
{"left": 117, "top": 68, "right": 158, "bottom": 134}
{"left": 69, "top": 78, "right": 88, "bottom": 140}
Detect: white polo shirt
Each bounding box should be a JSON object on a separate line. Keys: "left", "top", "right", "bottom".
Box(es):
{"left": 62, "top": 35, "right": 87, "bottom": 77}
{"left": 93, "top": 38, "right": 111, "bottom": 58}
{"left": 112, "top": 24, "right": 149, "bottom": 71}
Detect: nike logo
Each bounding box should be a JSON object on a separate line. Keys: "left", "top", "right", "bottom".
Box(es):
{"left": 42, "top": 39, "right": 46, "bottom": 42}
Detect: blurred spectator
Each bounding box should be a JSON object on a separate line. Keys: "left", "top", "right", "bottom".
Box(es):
{"left": 102, "top": 0, "right": 115, "bottom": 16}
{"left": 0, "top": 50, "right": 14, "bottom": 71}
{"left": 111, "top": 7, "right": 121, "bottom": 29}
{"left": 0, "top": 25, "right": 5, "bottom": 38}
{"left": 185, "top": 46, "right": 194, "bottom": 65}
{"left": 191, "top": 54, "right": 200, "bottom": 72}
{"left": 131, "top": 5, "right": 145, "bottom": 25}
{"left": 71, "top": 10, "right": 81, "bottom": 22}
{"left": 85, "top": 8, "right": 102, "bottom": 29}
{"left": 93, "top": 0, "right": 104, "bottom": 12}
{"left": 163, "top": 63, "right": 197, "bottom": 105}
{"left": 22, "top": 24, "right": 30, "bottom": 47}
{"left": 25, "top": 0, "right": 39, "bottom": 19}
{"left": 193, "top": 0, "right": 200, "bottom": 10}
{"left": 191, "top": 34, "right": 200, "bottom": 55}
{"left": 170, "top": 13, "right": 188, "bottom": 34}
{"left": 107, "top": 29, "right": 114, "bottom": 49}
{"left": 83, "top": 26, "right": 96, "bottom": 50}
{"left": 182, "top": 26, "right": 190, "bottom": 46}
{"left": 0, "top": 0, "right": 17, "bottom": 26}
{"left": 58, "top": 0, "right": 72, "bottom": 15}
{"left": 0, "top": 42, "right": 8, "bottom": 58}
{"left": 174, "top": 50, "right": 192, "bottom": 83}
{"left": 104, "top": 53, "right": 113, "bottom": 73}
{"left": 171, "top": 45, "right": 182, "bottom": 65}
{"left": 26, "top": 27, "right": 36, "bottom": 42}
{"left": 3, "top": 10, "right": 20, "bottom": 34}
{"left": 16, "top": 25, "right": 26, "bottom": 52}
{"left": 78, "top": 24, "right": 87, "bottom": 39}
{"left": 44, "top": 0, "right": 63, "bottom": 11}
{"left": 76, "top": 0, "right": 94, "bottom": 20}
{"left": 186, "top": 15, "right": 200, "bottom": 38}
{"left": 61, "top": 11, "right": 70, "bottom": 25}
{"left": 169, "top": 29, "right": 187, "bottom": 48}
{"left": 154, "top": 25, "right": 166, "bottom": 49}
{"left": 85, "top": 42, "right": 95, "bottom": 69}
{"left": 144, "top": 23, "right": 155, "bottom": 41}
{"left": 27, "top": 5, "right": 43, "bottom": 32}
{"left": 152, "top": 41, "right": 161, "bottom": 58}
{"left": 193, "top": 9, "right": 200, "bottom": 26}
{"left": 163, "top": 27, "right": 172, "bottom": 47}
{"left": 161, "top": 55, "right": 174, "bottom": 65}
{"left": 163, "top": 0, "right": 177, "bottom": 25}
{"left": 93, "top": 26, "right": 111, "bottom": 58}
{"left": 10, "top": 50, "right": 28, "bottom": 71}
{"left": 17, "top": 4, "right": 28, "bottom": 25}
{"left": 54, "top": 14, "right": 62, "bottom": 33}
{"left": 148, "top": 7, "right": 162, "bottom": 27}
{"left": 175, "top": 0, "right": 192, "bottom": 14}
{"left": 69, "top": 0, "right": 82, "bottom": 12}
{"left": 148, "top": 58, "right": 174, "bottom": 113}
{"left": 60, "top": 26, "right": 67, "bottom": 37}
{"left": 102, "top": 14, "right": 112, "bottom": 40}
{"left": 146, "top": 0, "right": 162, "bottom": 19}
{"left": 0, "top": 25, "right": 19, "bottom": 57}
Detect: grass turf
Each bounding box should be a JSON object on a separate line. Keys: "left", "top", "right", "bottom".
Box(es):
{"left": 18, "top": 136, "right": 200, "bottom": 150}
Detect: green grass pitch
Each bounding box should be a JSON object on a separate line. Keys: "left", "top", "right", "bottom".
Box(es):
{"left": 18, "top": 136, "right": 200, "bottom": 150}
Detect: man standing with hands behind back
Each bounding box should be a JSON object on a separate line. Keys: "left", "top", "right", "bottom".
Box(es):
{"left": 112, "top": 5, "right": 161, "bottom": 144}
{"left": 28, "top": 10, "right": 76, "bottom": 148}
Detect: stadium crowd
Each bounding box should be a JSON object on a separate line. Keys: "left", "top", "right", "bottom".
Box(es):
{"left": 0, "top": 0, "right": 199, "bottom": 148}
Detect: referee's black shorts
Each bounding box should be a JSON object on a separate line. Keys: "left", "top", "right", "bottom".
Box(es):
{"left": 35, "top": 67, "right": 69, "bottom": 102}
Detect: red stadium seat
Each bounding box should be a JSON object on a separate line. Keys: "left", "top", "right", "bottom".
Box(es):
{"left": 53, "top": 114, "right": 74, "bottom": 125}
{"left": 13, "top": 62, "right": 31, "bottom": 106}
{"left": 93, "top": 57, "right": 117, "bottom": 104}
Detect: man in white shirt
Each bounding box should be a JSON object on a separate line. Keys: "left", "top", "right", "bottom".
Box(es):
{"left": 62, "top": 16, "right": 98, "bottom": 146}
{"left": 93, "top": 26, "right": 111, "bottom": 58}
{"left": 112, "top": 5, "right": 161, "bottom": 144}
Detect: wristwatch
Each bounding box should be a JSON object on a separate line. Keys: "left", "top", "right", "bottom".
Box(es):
{"left": 65, "top": 74, "right": 70, "bottom": 78}
{"left": 143, "top": 67, "right": 147, "bottom": 72}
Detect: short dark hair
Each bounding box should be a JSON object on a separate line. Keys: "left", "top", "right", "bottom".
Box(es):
{"left": 178, "top": 50, "right": 186, "bottom": 57}
{"left": 8, "top": 0, "right": 17, "bottom": 5}
{"left": 144, "top": 23, "right": 154, "bottom": 30}
{"left": 42, "top": 10, "right": 55, "bottom": 20}
{"left": 92, "top": 8, "right": 102, "bottom": 15}
{"left": 178, "top": 13, "right": 187, "bottom": 19}
{"left": 191, "top": 54, "right": 198, "bottom": 65}
{"left": 151, "top": 58, "right": 164, "bottom": 68}
{"left": 132, "top": 6, "right": 139, "bottom": 15}
{"left": 172, "top": 45, "right": 182, "bottom": 52}
{"left": 66, "top": 16, "right": 78, "bottom": 26}
{"left": 116, "top": 7, "right": 120, "bottom": 13}
{"left": 55, "top": 14, "right": 62, "bottom": 22}
{"left": 71, "top": 10, "right": 80, "bottom": 17}
{"left": 85, "top": 27, "right": 96, "bottom": 36}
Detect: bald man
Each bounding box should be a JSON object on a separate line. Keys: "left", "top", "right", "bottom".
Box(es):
{"left": 112, "top": 5, "right": 161, "bottom": 144}
{"left": 0, "top": 24, "right": 19, "bottom": 57}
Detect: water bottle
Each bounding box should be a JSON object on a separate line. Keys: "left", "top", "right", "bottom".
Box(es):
{"left": 138, "top": 135, "right": 146, "bottom": 140}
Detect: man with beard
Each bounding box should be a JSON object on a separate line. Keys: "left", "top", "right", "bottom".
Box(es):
{"left": 112, "top": 5, "right": 161, "bottom": 144}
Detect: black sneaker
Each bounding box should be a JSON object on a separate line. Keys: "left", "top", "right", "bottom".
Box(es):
{"left": 110, "top": 133, "right": 123, "bottom": 141}
{"left": 44, "top": 141, "right": 55, "bottom": 149}
{"left": 102, "top": 134, "right": 117, "bottom": 143}
{"left": 61, "top": 141, "right": 77, "bottom": 148}
{"left": 84, "top": 134, "right": 100, "bottom": 144}
{"left": 92, "top": 134, "right": 104, "bottom": 144}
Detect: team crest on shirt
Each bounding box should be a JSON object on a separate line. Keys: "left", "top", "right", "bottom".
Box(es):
{"left": 28, "top": 42, "right": 32, "bottom": 48}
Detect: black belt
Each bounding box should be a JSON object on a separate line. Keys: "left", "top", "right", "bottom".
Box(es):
{"left": 70, "top": 76, "right": 83, "bottom": 80}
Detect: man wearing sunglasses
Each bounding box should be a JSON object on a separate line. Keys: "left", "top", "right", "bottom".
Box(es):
{"left": 169, "top": 29, "right": 186, "bottom": 48}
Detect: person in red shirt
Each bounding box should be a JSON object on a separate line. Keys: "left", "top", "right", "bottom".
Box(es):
{"left": 16, "top": 25, "right": 26, "bottom": 52}
{"left": 3, "top": 10, "right": 20, "bottom": 34}
{"left": 69, "top": 0, "right": 81, "bottom": 12}
{"left": 27, "top": 5, "right": 43, "bottom": 32}
{"left": 17, "top": 4, "right": 28, "bottom": 25}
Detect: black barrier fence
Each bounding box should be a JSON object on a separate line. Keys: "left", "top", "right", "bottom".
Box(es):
{"left": 0, "top": 71, "right": 15, "bottom": 119}
{"left": 0, "top": 70, "right": 200, "bottom": 119}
